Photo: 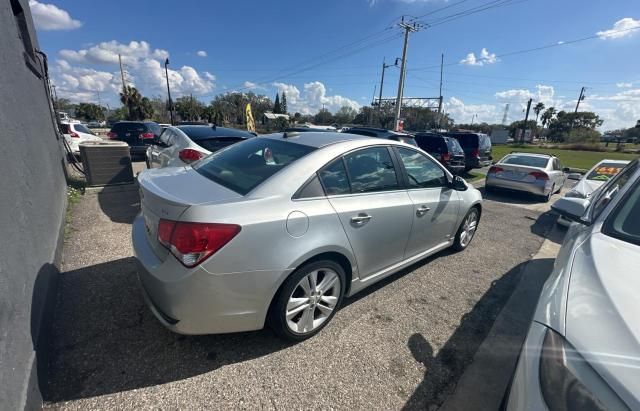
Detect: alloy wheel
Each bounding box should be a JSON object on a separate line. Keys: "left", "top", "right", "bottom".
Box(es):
{"left": 285, "top": 269, "right": 341, "bottom": 334}
{"left": 459, "top": 209, "right": 479, "bottom": 248}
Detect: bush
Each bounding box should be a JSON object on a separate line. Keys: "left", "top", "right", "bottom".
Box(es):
{"left": 566, "top": 128, "right": 601, "bottom": 144}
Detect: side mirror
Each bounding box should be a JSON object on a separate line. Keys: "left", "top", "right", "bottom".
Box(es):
{"left": 450, "top": 175, "right": 468, "bottom": 191}
{"left": 551, "top": 197, "right": 590, "bottom": 224}
{"left": 562, "top": 167, "right": 571, "bottom": 173}
{"left": 567, "top": 172, "right": 582, "bottom": 181}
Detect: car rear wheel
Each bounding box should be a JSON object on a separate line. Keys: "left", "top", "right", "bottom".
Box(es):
{"left": 453, "top": 207, "right": 480, "bottom": 251}
{"left": 540, "top": 184, "right": 555, "bottom": 203}
{"left": 269, "top": 260, "right": 345, "bottom": 341}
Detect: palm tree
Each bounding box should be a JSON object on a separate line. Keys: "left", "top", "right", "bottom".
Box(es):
{"left": 533, "top": 102, "right": 545, "bottom": 125}
{"left": 541, "top": 106, "right": 556, "bottom": 129}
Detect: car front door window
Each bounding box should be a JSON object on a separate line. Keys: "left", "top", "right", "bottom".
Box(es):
{"left": 396, "top": 147, "right": 447, "bottom": 188}
{"left": 343, "top": 147, "right": 399, "bottom": 193}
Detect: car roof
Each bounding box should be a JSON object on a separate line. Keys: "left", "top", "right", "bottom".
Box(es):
{"left": 506, "top": 152, "right": 555, "bottom": 158}
{"left": 176, "top": 125, "right": 255, "bottom": 138}
{"left": 260, "top": 131, "right": 375, "bottom": 148}
{"left": 595, "top": 159, "right": 631, "bottom": 165}
{"left": 346, "top": 126, "right": 411, "bottom": 136}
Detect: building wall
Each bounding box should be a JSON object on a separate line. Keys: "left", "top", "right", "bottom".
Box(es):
{"left": 0, "top": 0, "right": 67, "bottom": 409}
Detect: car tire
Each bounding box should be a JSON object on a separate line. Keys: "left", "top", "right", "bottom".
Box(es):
{"left": 269, "top": 260, "right": 346, "bottom": 342}
{"left": 540, "top": 184, "right": 554, "bottom": 203}
{"left": 452, "top": 207, "right": 480, "bottom": 251}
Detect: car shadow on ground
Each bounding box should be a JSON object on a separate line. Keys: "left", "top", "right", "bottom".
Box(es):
{"left": 480, "top": 187, "right": 553, "bottom": 205}
{"left": 45, "top": 257, "right": 291, "bottom": 403}
{"left": 530, "top": 211, "right": 567, "bottom": 245}
{"left": 402, "top": 258, "right": 555, "bottom": 410}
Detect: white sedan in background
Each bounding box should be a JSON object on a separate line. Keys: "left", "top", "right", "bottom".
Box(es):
{"left": 557, "top": 159, "right": 630, "bottom": 226}
{"left": 506, "top": 158, "right": 640, "bottom": 410}
{"left": 146, "top": 125, "right": 255, "bottom": 169}
{"left": 59, "top": 120, "right": 102, "bottom": 155}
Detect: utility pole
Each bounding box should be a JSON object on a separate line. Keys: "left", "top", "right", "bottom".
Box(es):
{"left": 574, "top": 87, "right": 586, "bottom": 113}
{"left": 377, "top": 58, "right": 395, "bottom": 116}
{"left": 437, "top": 53, "right": 444, "bottom": 129}
{"left": 520, "top": 98, "right": 533, "bottom": 143}
{"left": 370, "top": 84, "right": 377, "bottom": 126}
{"left": 164, "top": 58, "right": 174, "bottom": 125}
{"left": 394, "top": 17, "right": 421, "bottom": 131}
{"left": 119, "top": 54, "right": 128, "bottom": 116}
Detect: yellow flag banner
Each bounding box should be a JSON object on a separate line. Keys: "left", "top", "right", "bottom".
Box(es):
{"left": 246, "top": 103, "right": 256, "bottom": 133}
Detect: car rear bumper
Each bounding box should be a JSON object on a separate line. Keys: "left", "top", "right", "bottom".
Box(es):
{"left": 486, "top": 175, "right": 550, "bottom": 196}
{"left": 132, "top": 213, "right": 290, "bottom": 335}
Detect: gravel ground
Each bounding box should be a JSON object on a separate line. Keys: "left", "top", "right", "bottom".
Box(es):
{"left": 45, "top": 178, "right": 555, "bottom": 410}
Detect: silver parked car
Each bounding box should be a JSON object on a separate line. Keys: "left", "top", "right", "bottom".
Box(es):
{"left": 505, "top": 158, "right": 640, "bottom": 410}
{"left": 146, "top": 125, "right": 255, "bottom": 169}
{"left": 485, "top": 152, "right": 568, "bottom": 202}
{"left": 557, "top": 159, "right": 630, "bottom": 226}
{"left": 133, "top": 132, "right": 483, "bottom": 340}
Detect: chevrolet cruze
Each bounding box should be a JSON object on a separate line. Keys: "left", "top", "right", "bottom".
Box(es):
{"left": 132, "top": 132, "right": 482, "bottom": 341}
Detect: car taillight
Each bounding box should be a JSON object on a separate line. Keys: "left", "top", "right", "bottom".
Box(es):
{"left": 157, "top": 219, "right": 241, "bottom": 267}
{"left": 69, "top": 132, "right": 79, "bottom": 138}
{"left": 471, "top": 148, "right": 480, "bottom": 158}
{"left": 140, "top": 132, "right": 154, "bottom": 139}
{"left": 441, "top": 153, "right": 451, "bottom": 162}
{"left": 529, "top": 171, "right": 549, "bottom": 180}
{"left": 179, "top": 149, "right": 204, "bottom": 164}
{"left": 106, "top": 131, "right": 117, "bottom": 139}
{"left": 488, "top": 166, "right": 503, "bottom": 174}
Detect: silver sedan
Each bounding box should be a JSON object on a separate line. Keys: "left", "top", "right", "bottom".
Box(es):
{"left": 485, "top": 152, "right": 568, "bottom": 202}
{"left": 133, "top": 132, "right": 483, "bottom": 341}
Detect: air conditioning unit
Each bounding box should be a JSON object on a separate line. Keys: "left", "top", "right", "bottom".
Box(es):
{"left": 79, "top": 141, "right": 134, "bottom": 186}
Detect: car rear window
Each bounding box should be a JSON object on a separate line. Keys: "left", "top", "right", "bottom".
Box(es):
{"left": 196, "top": 137, "right": 247, "bottom": 153}
{"left": 145, "top": 122, "right": 161, "bottom": 135}
{"left": 502, "top": 155, "right": 549, "bottom": 168}
{"left": 112, "top": 123, "right": 145, "bottom": 132}
{"left": 449, "top": 134, "right": 479, "bottom": 148}
{"left": 347, "top": 129, "right": 377, "bottom": 137}
{"left": 193, "top": 138, "right": 316, "bottom": 195}
{"left": 415, "top": 136, "right": 445, "bottom": 152}
{"left": 73, "top": 124, "right": 94, "bottom": 135}
{"left": 586, "top": 163, "right": 626, "bottom": 181}
{"left": 447, "top": 138, "right": 463, "bottom": 153}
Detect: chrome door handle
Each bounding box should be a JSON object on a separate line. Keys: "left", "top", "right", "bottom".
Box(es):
{"left": 350, "top": 213, "right": 372, "bottom": 225}
{"left": 416, "top": 205, "right": 431, "bottom": 217}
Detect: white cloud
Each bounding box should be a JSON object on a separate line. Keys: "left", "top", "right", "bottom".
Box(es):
{"left": 445, "top": 97, "right": 500, "bottom": 124}
{"left": 460, "top": 48, "right": 499, "bottom": 66}
{"left": 196, "top": 50, "right": 207, "bottom": 57}
{"left": 597, "top": 18, "right": 640, "bottom": 39}
{"left": 242, "top": 81, "right": 263, "bottom": 90}
{"left": 28, "top": 0, "right": 82, "bottom": 30}
{"left": 53, "top": 40, "right": 215, "bottom": 103}
{"left": 272, "top": 81, "right": 360, "bottom": 114}
{"left": 616, "top": 82, "right": 633, "bottom": 88}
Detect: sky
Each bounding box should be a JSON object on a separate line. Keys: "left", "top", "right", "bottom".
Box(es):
{"left": 29, "top": 0, "right": 640, "bottom": 130}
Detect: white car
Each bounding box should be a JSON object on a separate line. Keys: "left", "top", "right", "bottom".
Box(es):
{"left": 557, "top": 159, "right": 630, "bottom": 226}
{"left": 59, "top": 121, "right": 102, "bottom": 155}
{"left": 505, "top": 158, "right": 640, "bottom": 410}
{"left": 146, "top": 125, "right": 255, "bottom": 169}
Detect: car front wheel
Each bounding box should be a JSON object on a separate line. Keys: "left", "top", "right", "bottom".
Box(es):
{"left": 269, "top": 260, "right": 345, "bottom": 341}
{"left": 453, "top": 207, "right": 480, "bottom": 251}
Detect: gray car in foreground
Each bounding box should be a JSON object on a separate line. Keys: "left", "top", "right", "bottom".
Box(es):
{"left": 133, "top": 132, "right": 482, "bottom": 340}
{"left": 486, "top": 152, "right": 568, "bottom": 202}
{"left": 506, "top": 158, "right": 640, "bottom": 410}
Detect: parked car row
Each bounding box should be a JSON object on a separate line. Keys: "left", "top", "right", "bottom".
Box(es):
{"left": 59, "top": 120, "right": 103, "bottom": 155}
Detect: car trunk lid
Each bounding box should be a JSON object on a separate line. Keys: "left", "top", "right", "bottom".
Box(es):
{"left": 490, "top": 164, "right": 546, "bottom": 182}
{"left": 138, "top": 167, "right": 243, "bottom": 260}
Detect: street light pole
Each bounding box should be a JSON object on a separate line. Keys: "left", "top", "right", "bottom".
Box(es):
{"left": 394, "top": 18, "right": 420, "bottom": 131}
{"left": 164, "top": 58, "right": 174, "bottom": 125}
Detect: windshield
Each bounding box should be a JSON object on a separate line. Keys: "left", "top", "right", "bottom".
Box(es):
{"left": 589, "top": 160, "right": 639, "bottom": 221}
{"left": 193, "top": 138, "right": 315, "bottom": 195}
{"left": 501, "top": 155, "right": 549, "bottom": 168}
{"left": 604, "top": 178, "right": 640, "bottom": 246}
{"left": 586, "top": 163, "right": 626, "bottom": 181}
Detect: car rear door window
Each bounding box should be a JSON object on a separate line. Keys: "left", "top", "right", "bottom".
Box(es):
{"left": 344, "top": 147, "right": 399, "bottom": 193}
{"left": 319, "top": 159, "right": 351, "bottom": 195}
{"left": 196, "top": 137, "right": 246, "bottom": 152}
{"left": 396, "top": 147, "right": 447, "bottom": 188}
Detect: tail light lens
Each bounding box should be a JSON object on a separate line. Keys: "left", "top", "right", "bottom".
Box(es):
{"left": 69, "top": 132, "right": 79, "bottom": 138}
{"left": 441, "top": 153, "right": 451, "bottom": 162}
{"left": 529, "top": 171, "right": 549, "bottom": 180}
{"left": 179, "top": 149, "right": 204, "bottom": 164}
{"left": 158, "top": 219, "right": 241, "bottom": 268}
{"left": 140, "top": 132, "right": 154, "bottom": 139}
{"left": 489, "top": 166, "right": 503, "bottom": 174}
{"left": 471, "top": 148, "right": 480, "bottom": 158}
{"left": 106, "top": 131, "right": 117, "bottom": 139}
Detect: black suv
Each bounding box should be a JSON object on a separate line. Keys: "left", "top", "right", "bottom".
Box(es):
{"left": 414, "top": 133, "right": 466, "bottom": 175}
{"left": 344, "top": 127, "right": 418, "bottom": 147}
{"left": 443, "top": 132, "right": 492, "bottom": 171}
{"left": 107, "top": 121, "right": 162, "bottom": 157}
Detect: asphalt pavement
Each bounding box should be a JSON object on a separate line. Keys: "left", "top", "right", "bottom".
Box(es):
{"left": 45, "top": 165, "right": 561, "bottom": 410}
